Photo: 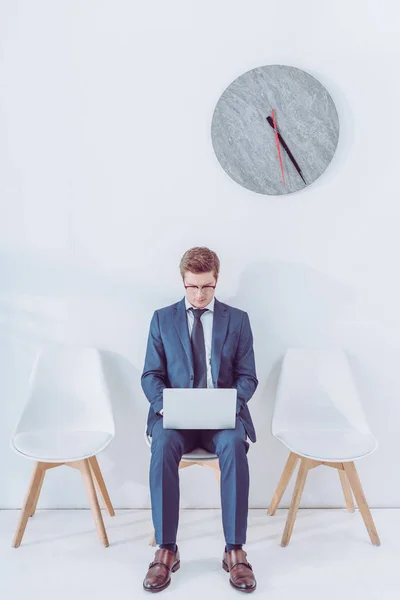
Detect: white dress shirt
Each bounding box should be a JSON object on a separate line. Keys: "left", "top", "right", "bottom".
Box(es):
{"left": 185, "top": 296, "right": 215, "bottom": 389}
{"left": 159, "top": 297, "right": 215, "bottom": 415}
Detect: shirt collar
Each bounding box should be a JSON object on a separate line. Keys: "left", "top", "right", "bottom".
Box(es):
{"left": 185, "top": 297, "right": 215, "bottom": 313}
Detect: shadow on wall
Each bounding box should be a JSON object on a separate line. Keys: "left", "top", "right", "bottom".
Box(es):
{"left": 225, "top": 260, "right": 355, "bottom": 505}
{"left": 0, "top": 245, "right": 163, "bottom": 508}
{"left": 228, "top": 258, "right": 354, "bottom": 399}
{"left": 2, "top": 249, "right": 398, "bottom": 507}
{"left": 0, "top": 244, "right": 168, "bottom": 352}
{"left": 99, "top": 350, "right": 149, "bottom": 507}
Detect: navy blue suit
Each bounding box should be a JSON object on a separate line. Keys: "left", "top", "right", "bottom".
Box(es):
{"left": 141, "top": 297, "right": 258, "bottom": 544}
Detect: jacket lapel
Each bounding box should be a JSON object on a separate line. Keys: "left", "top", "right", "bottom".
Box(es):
{"left": 211, "top": 298, "right": 229, "bottom": 383}
{"left": 173, "top": 298, "right": 193, "bottom": 369}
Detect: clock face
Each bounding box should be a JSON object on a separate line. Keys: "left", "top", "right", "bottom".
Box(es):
{"left": 211, "top": 65, "right": 339, "bottom": 195}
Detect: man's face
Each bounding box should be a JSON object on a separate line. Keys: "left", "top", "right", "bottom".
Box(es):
{"left": 183, "top": 271, "right": 217, "bottom": 309}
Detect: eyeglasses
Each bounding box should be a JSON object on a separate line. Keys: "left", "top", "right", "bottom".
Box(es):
{"left": 184, "top": 285, "right": 216, "bottom": 293}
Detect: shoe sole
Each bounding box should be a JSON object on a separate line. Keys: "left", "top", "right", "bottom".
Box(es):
{"left": 143, "top": 561, "right": 180, "bottom": 593}
{"left": 222, "top": 560, "right": 257, "bottom": 593}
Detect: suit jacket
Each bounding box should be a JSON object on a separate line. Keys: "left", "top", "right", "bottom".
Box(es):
{"left": 141, "top": 297, "right": 258, "bottom": 442}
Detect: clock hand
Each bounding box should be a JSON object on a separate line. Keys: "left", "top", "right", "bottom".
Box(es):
{"left": 271, "top": 109, "right": 285, "bottom": 186}
{"left": 266, "top": 116, "right": 307, "bottom": 185}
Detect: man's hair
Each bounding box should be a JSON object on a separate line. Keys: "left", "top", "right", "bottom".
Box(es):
{"left": 179, "top": 247, "right": 220, "bottom": 280}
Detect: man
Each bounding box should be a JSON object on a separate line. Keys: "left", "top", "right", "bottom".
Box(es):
{"left": 141, "top": 247, "right": 258, "bottom": 593}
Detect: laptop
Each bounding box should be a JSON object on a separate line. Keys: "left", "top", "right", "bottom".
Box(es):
{"left": 162, "top": 388, "right": 237, "bottom": 430}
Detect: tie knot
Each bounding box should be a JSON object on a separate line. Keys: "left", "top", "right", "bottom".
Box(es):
{"left": 189, "top": 307, "right": 208, "bottom": 320}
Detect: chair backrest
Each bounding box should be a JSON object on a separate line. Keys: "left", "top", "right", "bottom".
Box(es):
{"left": 272, "top": 347, "right": 371, "bottom": 436}
{"left": 14, "top": 344, "right": 115, "bottom": 436}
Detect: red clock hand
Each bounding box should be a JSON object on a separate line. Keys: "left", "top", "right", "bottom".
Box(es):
{"left": 271, "top": 109, "right": 285, "bottom": 187}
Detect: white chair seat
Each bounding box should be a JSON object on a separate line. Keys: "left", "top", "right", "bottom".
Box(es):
{"left": 12, "top": 430, "right": 113, "bottom": 462}
{"left": 274, "top": 429, "right": 377, "bottom": 462}
{"left": 182, "top": 447, "right": 218, "bottom": 461}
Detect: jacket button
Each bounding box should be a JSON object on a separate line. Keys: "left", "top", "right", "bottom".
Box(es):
{"left": 190, "top": 375, "right": 194, "bottom": 380}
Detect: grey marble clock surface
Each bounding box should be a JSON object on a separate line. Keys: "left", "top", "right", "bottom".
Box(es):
{"left": 211, "top": 65, "right": 339, "bottom": 195}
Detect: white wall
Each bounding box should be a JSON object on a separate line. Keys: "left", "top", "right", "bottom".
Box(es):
{"left": 1, "top": 0, "right": 400, "bottom": 509}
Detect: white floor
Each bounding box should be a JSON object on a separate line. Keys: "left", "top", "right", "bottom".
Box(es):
{"left": 0, "top": 508, "right": 399, "bottom": 600}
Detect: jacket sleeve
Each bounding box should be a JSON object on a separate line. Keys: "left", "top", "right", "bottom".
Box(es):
{"left": 141, "top": 311, "right": 167, "bottom": 415}
{"left": 232, "top": 312, "right": 258, "bottom": 414}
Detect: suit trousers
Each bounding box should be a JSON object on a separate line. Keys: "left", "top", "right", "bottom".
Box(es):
{"left": 149, "top": 418, "right": 250, "bottom": 545}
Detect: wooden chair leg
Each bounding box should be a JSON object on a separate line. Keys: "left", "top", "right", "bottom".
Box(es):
{"left": 30, "top": 468, "right": 46, "bottom": 517}
{"left": 201, "top": 460, "right": 221, "bottom": 487}
{"left": 281, "top": 458, "right": 312, "bottom": 547}
{"left": 214, "top": 466, "right": 221, "bottom": 487}
{"left": 149, "top": 531, "right": 157, "bottom": 546}
{"left": 12, "top": 462, "right": 46, "bottom": 547}
{"left": 78, "top": 459, "right": 109, "bottom": 547}
{"left": 88, "top": 456, "right": 115, "bottom": 516}
{"left": 338, "top": 467, "right": 355, "bottom": 512}
{"left": 343, "top": 462, "right": 381, "bottom": 546}
{"left": 179, "top": 460, "right": 194, "bottom": 469}
{"left": 268, "top": 452, "right": 299, "bottom": 516}
{"left": 208, "top": 460, "right": 221, "bottom": 487}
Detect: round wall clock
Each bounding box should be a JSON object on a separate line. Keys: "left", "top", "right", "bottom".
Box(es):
{"left": 211, "top": 64, "right": 339, "bottom": 195}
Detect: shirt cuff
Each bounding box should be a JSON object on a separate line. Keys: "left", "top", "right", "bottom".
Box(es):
{"left": 152, "top": 400, "right": 163, "bottom": 415}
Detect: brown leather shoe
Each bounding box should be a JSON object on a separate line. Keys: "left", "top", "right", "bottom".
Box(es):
{"left": 143, "top": 547, "right": 180, "bottom": 593}
{"left": 222, "top": 548, "right": 256, "bottom": 593}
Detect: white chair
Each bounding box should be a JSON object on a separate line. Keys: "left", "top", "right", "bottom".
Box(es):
{"left": 10, "top": 344, "right": 115, "bottom": 548}
{"left": 268, "top": 347, "right": 380, "bottom": 547}
{"left": 144, "top": 429, "right": 220, "bottom": 546}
